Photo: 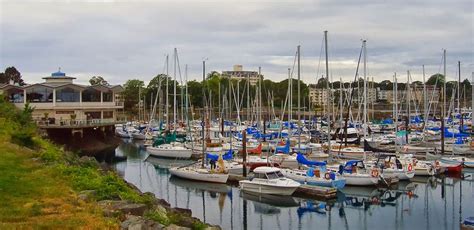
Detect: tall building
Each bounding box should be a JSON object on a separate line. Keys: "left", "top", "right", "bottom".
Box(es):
{"left": 309, "top": 87, "right": 329, "bottom": 106}
{"left": 222, "top": 65, "right": 262, "bottom": 85}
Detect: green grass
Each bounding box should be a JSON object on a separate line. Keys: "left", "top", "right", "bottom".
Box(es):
{"left": 0, "top": 143, "right": 116, "bottom": 228}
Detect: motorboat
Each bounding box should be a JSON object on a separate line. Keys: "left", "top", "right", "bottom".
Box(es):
{"left": 239, "top": 167, "right": 300, "bottom": 195}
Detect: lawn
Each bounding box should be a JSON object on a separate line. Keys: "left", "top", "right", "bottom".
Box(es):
{"left": 0, "top": 142, "right": 117, "bottom": 229}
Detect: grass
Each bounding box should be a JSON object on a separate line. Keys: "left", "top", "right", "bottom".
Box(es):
{"left": 0, "top": 142, "right": 117, "bottom": 228}
{"left": 0, "top": 99, "right": 207, "bottom": 229}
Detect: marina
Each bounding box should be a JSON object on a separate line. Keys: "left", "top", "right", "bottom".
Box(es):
{"left": 1, "top": 1, "right": 473, "bottom": 229}
{"left": 115, "top": 140, "right": 474, "bottom": 230}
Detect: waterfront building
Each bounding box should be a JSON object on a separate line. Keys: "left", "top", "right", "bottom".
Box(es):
{"left": 222, "top": 65, "right": 262, "bottom": 85}
{"left": 0, "top": 70, "right": 124, "bottom": 127}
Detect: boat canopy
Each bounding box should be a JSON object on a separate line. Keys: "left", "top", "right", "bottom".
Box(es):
{"left": 207, "top": 149, "right": 233, "bottom": 161}
{"left": 296, "top": 153, "right": 326, "bottom": 166}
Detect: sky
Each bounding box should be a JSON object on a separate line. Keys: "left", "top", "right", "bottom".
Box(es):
{"left": 1, "top": 0, "right": 473, "bottom": 86}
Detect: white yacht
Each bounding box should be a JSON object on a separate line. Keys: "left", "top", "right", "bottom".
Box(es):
{"left": 239, "top": 167, "right": 300, "bottom": 195}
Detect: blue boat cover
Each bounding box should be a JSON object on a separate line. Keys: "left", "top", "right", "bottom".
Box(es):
{"left": 296, "top": 153, "right": 326, "bottom": 166}
{"left": 206, "top": 150, "right": 233, "bottom": 161}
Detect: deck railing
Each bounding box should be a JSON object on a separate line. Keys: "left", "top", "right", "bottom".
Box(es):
{"left": 36, "top": 118, "right": 125, "bottom": 127}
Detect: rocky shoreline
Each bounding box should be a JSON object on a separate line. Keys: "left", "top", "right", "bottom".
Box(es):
{"left": 81, "top": 157, "right": 220, "bottom": 230}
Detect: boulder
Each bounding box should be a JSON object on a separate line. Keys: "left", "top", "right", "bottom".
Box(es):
{"left": 121, "top": 215, "right": 164, "bottom": 230}
{"left": 172, "top": 208, "right": 192, "bottom": 217}
{"left": 78, "top": 190, "right": 96, "bottom": 202}
{"left": 163, "top": 224, "right": 190, "bottom": 230}
{"left": 118, "top": 203, "right": 148, "bottom": 216}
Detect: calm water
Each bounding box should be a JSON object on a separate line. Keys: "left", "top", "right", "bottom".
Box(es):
{"left": 114, "top": 139, "right": 474, "bottom": 230}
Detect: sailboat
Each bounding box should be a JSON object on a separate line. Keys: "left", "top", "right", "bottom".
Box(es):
{"left": 147, "top": 49, "right": 193, "bottom": 159}
{"left": 280, "top": 153, "right": 346, "bottom": 189}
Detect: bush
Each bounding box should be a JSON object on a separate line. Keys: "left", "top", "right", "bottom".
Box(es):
{"left": 10, "top": 130, "right": 35, "bottom": 148}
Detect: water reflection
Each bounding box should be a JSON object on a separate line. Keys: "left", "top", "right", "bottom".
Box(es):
{"left": 114, "top": 140, "right": 474, "bottom": 230}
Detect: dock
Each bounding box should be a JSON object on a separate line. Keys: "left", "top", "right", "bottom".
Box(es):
{"left": 294, "top": 184, "right": 338, "bottom": 200}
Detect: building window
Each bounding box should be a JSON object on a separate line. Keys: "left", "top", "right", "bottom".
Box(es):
{"left": 82, "top": 88, "right": 101, "bottom": 102}
{"left": 5, "top": 89, "right": 24, "bottom": 103}
{"left": 103, "top": 111, "right": 113, "bottom": 119}
{"left": 103, "top": 91, "right": 113, "bottom": 102}
{"left": 56, "top": 87, "right": 80, "bottom": 102}
{"left": 26, "top": 86, "right": 53, "bottom": 103}
{"left": 85, "top": 111, "right": 101, "bottom": 119}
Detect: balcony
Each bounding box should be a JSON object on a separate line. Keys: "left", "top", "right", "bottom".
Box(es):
{"left": 13, "top": 101, "right": 124, "bottom": 110}
{"left": 36, "top": 118, "right": 126, "bottom": 129}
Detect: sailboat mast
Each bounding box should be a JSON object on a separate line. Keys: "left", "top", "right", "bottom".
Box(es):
{"left": 394, "top": 73, "right": 398, "bottom": 154}
{"left": 407, "top": 70, "right": 411, "bottom": 126}
{"left": 441, "top": 49, "right": 446, "bottom": 154}
{"left": 297, "top": 45, "right": 301, "bottom": 149}
{"left": 173, "top": 48, "right": 177, "bottom": 130}
{"left": 458, "top": 61, "right": 462, "bottom": 128}
{"left": 362, "top": 40, "right": 368, "bottom": 159}
{"left": 324, "top": 31, "right": 331, "bottom": 160}
{"left": 202, "top": 60, "right": 206, "bottom": 167}
{"left": 166, "top": 54, "right": 169, "bottom": 130}
{"left": 423, "top": 65, "right": 427, "bottom": 122}
{"left": 287, "top": 67, "right": 292, "bottom": 139}
{"left": 457, "top": 61, "right": 461, "bottom": 115}
{"left": 340, "top": 77, "right": 343, "bottom": 127}
{"left": 258, "top": 66, "right": 262, "bottom": 129}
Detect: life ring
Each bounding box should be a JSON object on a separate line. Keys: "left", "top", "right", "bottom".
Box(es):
{"left": 371, "top": 169, "right": 379, "bottom": 177}
{"left": 324, "top": 173, "right": 331, "bottom": 180}
{"left": 407, "top": 164, "right": 413, "bottom": 172}
{"left": 371, "top": 197, "right": 379, "bottom": 204}
{"left": 435, "top": 160, "right": 440, "bottom": 168}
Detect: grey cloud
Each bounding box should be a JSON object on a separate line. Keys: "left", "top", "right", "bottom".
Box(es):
{"left": 0, "top": 0, "right": 472, "bottom": 85}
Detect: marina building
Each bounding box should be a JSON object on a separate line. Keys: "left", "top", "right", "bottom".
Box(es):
{"left": 0, "top": 70, "right": 124, "bottom": 128}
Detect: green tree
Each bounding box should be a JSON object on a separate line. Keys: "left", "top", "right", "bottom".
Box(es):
{"left": 426, "top": 73, "right": 444, "bottom": 87}
{"left": 89, "top": 76, "right": 109, "bottom": 86}
{"left": 379, "top": 80, "right": 393, "bottom": 90}
{"left": 0, "top": 66, "right": 25, "bottom": 85}
{"left": 122, "top": 79, "right": 145, "bottom": 115}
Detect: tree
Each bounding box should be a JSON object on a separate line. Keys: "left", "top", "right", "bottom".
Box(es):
{"left": 1, "top": 66, "right": 25, "bottom": 86}
{"left": 426, "top": 73, "right": 444, "bottom": 87}
{"left": 89, "top": 76, "right": 109, "bottom": 86}
{"left": 379, "top": 80, "right": 393, "bottom": 90}
{"left": 122, "top": 79, "right": 145, "bottom": 114}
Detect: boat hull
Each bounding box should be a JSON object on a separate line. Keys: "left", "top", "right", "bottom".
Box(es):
{"left": 239, "top": 181, "right": 299, "bottom": 195}
{"left": 169, "top": 167, "right": 229, "bottom": 183}
{"left": 147, "top": 147, "right": 192, "bottom": 159}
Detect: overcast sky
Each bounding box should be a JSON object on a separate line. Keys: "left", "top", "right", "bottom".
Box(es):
{"left": 1, "top": 0, "right": 472, "bottom": 86}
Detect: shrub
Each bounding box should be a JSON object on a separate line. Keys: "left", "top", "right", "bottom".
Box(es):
{"left": 11, "top": 129, "right": 35, "bottom": 148}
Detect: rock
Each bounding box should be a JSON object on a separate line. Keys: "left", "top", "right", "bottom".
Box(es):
{"left": 163, "top": 224, "right": 190, "bottom": 230}
{"left": 118, "top": 203, "right": 148, "bottom": 216}
{"left": 172, "top": 208, "right": 192, "bottom": 217}
{"left": 121, "top": 215, "right": 164, "bottom": 230}
{"left": 78, "top": 190, "right": 96, "bottom": 202}
{"left": 156, "top": 199, "right": 171, "bottom": 208}
{"left": 205, "top": 226, "right": 221, "bottom": 230}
